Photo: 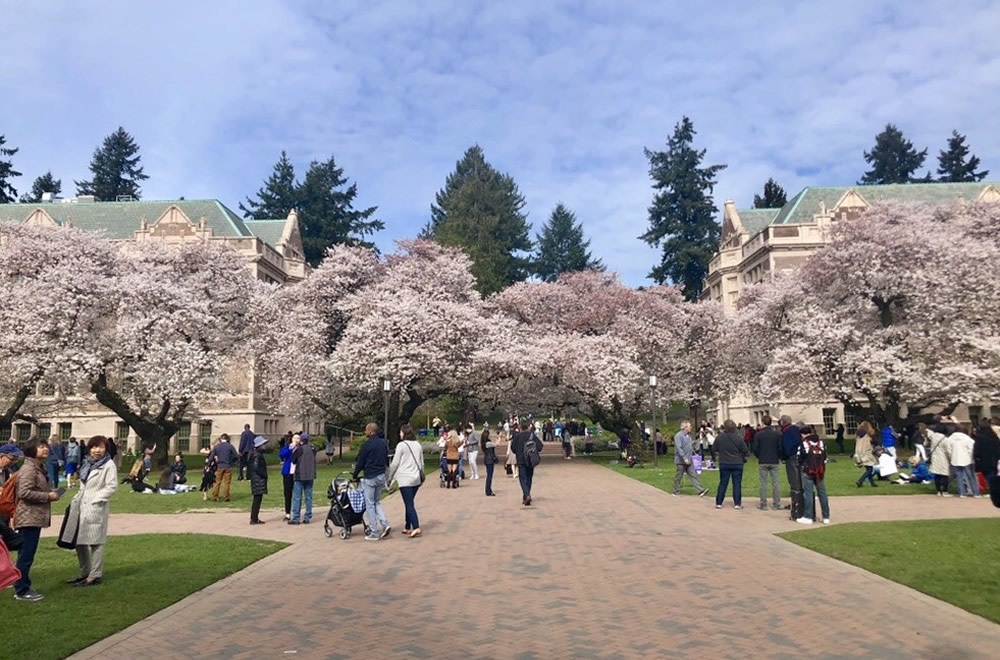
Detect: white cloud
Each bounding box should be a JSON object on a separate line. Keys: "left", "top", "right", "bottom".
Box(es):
{"left": 2, "top": 0, "right": 999, "bottom": 285}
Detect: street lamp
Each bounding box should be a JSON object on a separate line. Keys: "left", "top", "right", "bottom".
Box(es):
{"left": 382, "top": 378, "right": 392, "bottom": 462}
{"left": 649, "top": 375, "right": 658, "bottom": 467}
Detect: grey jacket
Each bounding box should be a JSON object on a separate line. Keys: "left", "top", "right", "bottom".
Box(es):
{"left": 292, "top": 444, "right": 317, "bottom": 482}
{"left": 674, "top": 431, "right": 693, "bottom": 465}
{"left": 715, "top": 431, "right": 749, "bottom": 465}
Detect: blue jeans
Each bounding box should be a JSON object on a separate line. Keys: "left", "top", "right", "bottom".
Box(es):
{"left": 955, "top": 465, "right": 980, "bottom": 496}
{"left": 517, "top": 463, "right": 534, "bottom": 499}
{"left": 14, "top": 526, "right": 42, "bottom": 596}
{"left": 716, "top": 464, "right": 743, "bottom": 506}
{"left": 47, "top": 462, "right": 60, "bottom": 487}
{"left": 291, "top": 480, "right": 314, "bottom": 522}
{"left": 485, "top": 462, "right": 495, "bottom": 495}
{"left": 362, "top": 474, "right": 389, "bottom": 533}
{"left": 399, "top": 485, "right": 420, "bottom": 530}
{"left": 856, "top": 466, "right": 876, "bottom": 486}
{"left": 802, "top": 471, "right": 830, "bottom": 520}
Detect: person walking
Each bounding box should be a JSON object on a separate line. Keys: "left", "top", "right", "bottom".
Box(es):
{"left": 949, "top": 424, "right": 979, "bottom": 498}
{"left": 207, "top": 434, "right": 239, "bottom": 502}
{"left": 238, "top": 424, "right": 255, "bottom": 481}
{"left": 714, "top": 420, "right": 749, "bottom": 509}
{"left": 510, "top": 423, "right": 542, "bottom": 506}
{"left": 14, "top": 438, "right": 63, "bottom": 601}
{"left": 248, "top": 436, "right": 269, "bottom": 525}
{"left": 481, "top": 425, "right": 498, "bottom": 496}
{"left": 62, "top": 436, "right": 118, "bottom": 587}
{"left": 65, "top": 437, "right": 82, "bottom": 489}
{"left": 352, "top": 423, "right": 391, "bottom": 540}
{"left": 290, "top": 434, "right": 318, "bottom": 525}
{"left": 852, "top": 422, "right": 878, "bottom": 489}
{"left": 797, "top": 433, "right": 831, "bottom": 525}
{"left": 780, "top": 416, "right": 805, "bottom": 519}
{"left": 751, "top": 415, "right": 782, "bottom": 510}
{"left": 444, "top": 430, "right": 462, "bottom": 487}
{"left": 504, "top": 429, "right": 518, "bottom": 480}
{"left": 387, "top": 424, "right": 423, "bottom": 537}
{"left": 279, "top": 434, "right": 295, "bottom": 521}
{"left": 834, "top": 424, "right": 846, "bottom": 454}
{"left": 465, "top": 425, "right": 480, "bottom": 480}
{"left": 974, "top": 418, "right": 1000, "bottom": 484}
{"left": 672, "top": 421, "right": 708, "bottom": 497}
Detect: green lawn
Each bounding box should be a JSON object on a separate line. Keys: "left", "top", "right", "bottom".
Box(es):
{"left": 780, "top": 519, "right": 1000, "bottom": 623}
{"left": 588, "top": 452, "right": 937, "bottom": 498}
{"left": 0, "top": 534, "right": 287, "bottom": 659}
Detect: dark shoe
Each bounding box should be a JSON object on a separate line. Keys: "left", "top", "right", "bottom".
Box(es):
{"left": 302, "top": 520, "right": 311, "bottom": 524}
{"left": 224, "top": 498, "right": 231, "bottom": 502}
{"left": 871, "top": 483, "right": 878, "bottom": 488}
{"left": 14, "top": 589, "right": 44, "bottom": 601}
{"left": 486, "top": 492, "right": 495, "bottom": 496}
{"left": 66, "top": 576, "right": 87, "bottom": 585}
{"left": 76, "top": 578, "right": 102, "bottom": 587}
{"left": 856, "top": 482, "right": 862, "bottom": 488}
{"left": 379, "top": 525, "right": 391, "bottom": 539}
{"left": 250, "top": 520, "right": 265, "bottom": 525}
{"left": 525, "top": 496, "right": 532, "bottom": 506}
{"left": 288, "top": 520, "right": 300, "bottom": 525}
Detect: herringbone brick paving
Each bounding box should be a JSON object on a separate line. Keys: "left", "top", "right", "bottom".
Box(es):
{"left": 67, "top": 459, "right": 1000, "bottom": 659}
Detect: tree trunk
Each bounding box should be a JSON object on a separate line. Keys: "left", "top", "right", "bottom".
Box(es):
{"left": 91, "top": 373, "right": 182, "bottom": 468}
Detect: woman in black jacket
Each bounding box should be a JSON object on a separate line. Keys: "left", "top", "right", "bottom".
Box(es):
{"left": 249, "top": 437, "right": 269, "bottom": 525}
{"left": 481, "top": 426, "right": 498, "bottom": 497}
{"left": 975, "top": 419, "right": 1000, "bottom": 482}
{"left": 714, "top": 419, "right": 750, "bottom": 510}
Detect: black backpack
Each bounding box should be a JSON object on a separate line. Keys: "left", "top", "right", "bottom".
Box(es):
{"left": 524, "top": 434, "right": 541, "bottom": 468}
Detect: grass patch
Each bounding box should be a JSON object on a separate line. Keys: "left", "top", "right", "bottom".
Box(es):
{"left": 587, "top": 453, "right": 937, "bottom": 498}
{"left": 779, "top": 519, "right": 1000, "bottom": 623}
{"left": 0, "top": 533, "right": 286, "bottom": 659}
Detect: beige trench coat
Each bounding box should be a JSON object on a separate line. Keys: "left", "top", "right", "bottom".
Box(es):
{"left": 61, "top": 460, "right": 118, "bottom": 546}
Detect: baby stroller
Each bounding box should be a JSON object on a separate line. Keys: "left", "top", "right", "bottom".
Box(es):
{"left": 324, "top": 472, "right": 370, "bottom": 540}
{"left": 440, "top": 454, "right": 460, "bottom": 488}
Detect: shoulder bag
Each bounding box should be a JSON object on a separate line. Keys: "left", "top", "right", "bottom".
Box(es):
{"left": 404, "top": 442, "right": 425, "bottom": 485}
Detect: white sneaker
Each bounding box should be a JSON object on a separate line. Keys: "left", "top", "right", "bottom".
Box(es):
{"left": 796, "top": 517, "right": 814, "bottom": 525}
{"left": 822, "top": 518, "right": 831, "bottom": 524}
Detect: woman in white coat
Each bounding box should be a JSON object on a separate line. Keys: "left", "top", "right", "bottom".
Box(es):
{"left": 62, "top": 436, "right": 118, "bottom": 586}
{"left": 388, "top": 424, "right": 424, "bottom": 538}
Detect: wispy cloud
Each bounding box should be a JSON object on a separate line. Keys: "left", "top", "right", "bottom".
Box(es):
{"left": 3, "top": 0, "right": 998, "bottom": 285}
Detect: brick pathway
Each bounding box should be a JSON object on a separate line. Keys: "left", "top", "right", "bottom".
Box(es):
{"left": 71, "top": 460, "right": 1000, "bottom": 659}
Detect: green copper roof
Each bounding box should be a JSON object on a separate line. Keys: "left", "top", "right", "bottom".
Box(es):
{"left": 0, "top": 199, "right": 254, "bottom": 239}
{"left": 770, "top": 182, "right": 996, "bottom": 225}
{"left": 244, "top": 219, "right": 286, "bottom": 249}
{"left": 735, "top": 208, "right": 780, "bottom": 235}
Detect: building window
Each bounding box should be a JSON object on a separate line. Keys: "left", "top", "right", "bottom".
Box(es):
{"left": 37, "top": 423, "right": 51, "bottom": 441}
{"left": 38, "top": 381, "right": 56, "bottom": 396}
{"left": 199, "top": 421, "right": 213, "bottom": 450}
{"left": 822, "top": 408, "right": 836, "bottom": 436}
{"left": 844, "top": 410, "right": 858, "bottom": 435}
{"left": 177, "top": 422, "right": 191, "bottom": 453}
{"left": 16, "top": 424, "right": 31, "bottom": 444}
{"left": 968, "top": 406, "right": 983, "bottom": 425}
{"left": 59, "top": 423, "right": 72, "bottom": 442}
{"left": 115, "top": 422, "right": 130, "bottom": 448}
{"left": 0, "top": 427, "right": 10, "bottom": 443}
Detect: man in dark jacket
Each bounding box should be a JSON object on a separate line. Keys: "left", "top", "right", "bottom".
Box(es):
{"left": 352, "top": 423, "right": 390, "bottom": 540}
{"left": 237, "top": 424, "right": 255, "bottom": 481}
{"left": 779, "top": 416, "right": 804, "bottom": 520}
{"left": 208, "top": 434, "right": 239, "bottom": 502}
{"left": 510, "top": 424, "right": 543, "bottom": 506}
{"left": 290, "top": 434, "right": 317, "bottom": 525}
{"left": 752, "top": 415, "right": 783, "bottom": 510}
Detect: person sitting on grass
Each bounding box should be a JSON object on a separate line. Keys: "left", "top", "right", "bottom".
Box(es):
{"left": 170, "top": 454, "right": 187, "bottom": 487}
{"left": 122, "top": 460, "right": 158, "bottom": 493}
{"left": 894, "top": 456, "right": 932, "bottom": 485}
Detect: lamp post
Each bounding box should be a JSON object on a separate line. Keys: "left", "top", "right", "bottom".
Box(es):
{"left": 649, "top": 375, "right": 658, "bottom": 467}
{"left": 383, "top": 378, "right": 392, "bottom": 461}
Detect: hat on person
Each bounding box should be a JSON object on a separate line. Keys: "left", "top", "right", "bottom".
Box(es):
{"left": 300, "top": 431, "right": 310, "bottom": 441}
{"left": 0, "top": 443, "right": 23, "bottom": 458}
{"left": 253, "top": 436, "right": 269, "bottom": 449}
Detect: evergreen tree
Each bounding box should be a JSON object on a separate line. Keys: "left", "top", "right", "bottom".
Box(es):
{"left": 640, "top": 117, "right": 726, "bottom": 300}
{"left": 239, "top": 151, "right": 297, "bottom": 219}
{"left": 752, "top": 178, "right": 787, "bottom": 208}
{"left": 533, "top": 203, "right": 603, "bottom": 282}
{"left": 428, "top": 145, "right": 533, "bottom": 296}
{"left": 858, "top": 124, "right": 928, "bottom": 185}
{"left": 75, "top": 127, "right": 148, "bottom": 200}
{"left": 0, "top": 134, "right": 22, "bottom": 204}
{"left": 296, "top": 155, "right": 382, "bottom": 265}
{"left": 936, "top": 130, "right": 989, "bottom": 182}
{"left": 19, "top": 171, "right": 62, "bottom": 203}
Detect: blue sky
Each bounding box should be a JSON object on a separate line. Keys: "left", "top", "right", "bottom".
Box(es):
{"left": 3, "top": 0, "right": 999, "bottom": 285}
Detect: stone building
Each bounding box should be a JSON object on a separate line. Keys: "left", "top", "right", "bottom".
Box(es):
{"left": 703, "top": 181, "right": 1000, "bottom": 432}
{"left": 0, "top": 196, "right": 319, "bottom": 453}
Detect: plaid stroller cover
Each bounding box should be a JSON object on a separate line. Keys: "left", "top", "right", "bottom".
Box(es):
{"left": 348, "top": 488, "right": 366, "bottom": 513}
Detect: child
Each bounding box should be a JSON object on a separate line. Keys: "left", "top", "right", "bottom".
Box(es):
{"left": 200, "top": 453, "right": 218, "bottom": 501}
{"left": 894, "top": 456, "right": 932, "bottom": 485}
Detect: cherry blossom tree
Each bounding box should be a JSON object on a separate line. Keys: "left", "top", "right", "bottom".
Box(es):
{"left": 730, "top": 202, "right": 1000, "bottom": 427}
{"left": 88, "top": 239, "right": 255, "bottom": 464}
{"left": 0, "top": 223, "right": 116, "bottom": 431}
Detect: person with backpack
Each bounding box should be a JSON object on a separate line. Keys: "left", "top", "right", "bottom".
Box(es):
{"left": 796, "top": 433, "right": 830, "bottom": 524}
{"left": 511, "top": 421, "right": 542, "bottom": 506}
{"left": 0, "top": 443, "right": 23, "bottom": 526}
{"left": 13, "top": 437, "right": 64, "bottom": 601}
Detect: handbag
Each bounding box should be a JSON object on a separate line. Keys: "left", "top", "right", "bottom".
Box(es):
{"left": 0, "top": 537, "right": 20, "bottom": 590}
{"left": 404, "top": 442, "right": 425, "bottom": 485}
{"left": 57, "top": 503, "right": 79, "bottom": 550}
